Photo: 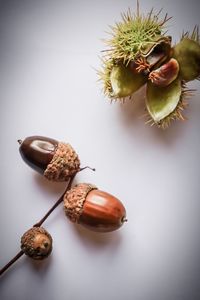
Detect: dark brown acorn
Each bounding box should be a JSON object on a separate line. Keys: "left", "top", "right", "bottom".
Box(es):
{"left": 18, "top": 136, "right": 80, "bottom": 181}
{"left": 21, "top": 227, "right": 52, "bottom": 260}
{"left": 64, "top": 183, "right": 127, "bottom": 232}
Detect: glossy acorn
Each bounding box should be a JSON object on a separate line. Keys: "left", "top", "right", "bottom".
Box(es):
{"left": 18, "top": 136, "right": 80, "bottom": 181}
{"left": 64, "top": 183, "right": 127, "bottom": 232}
{"left": 21, "top": 227, "right": 52, "bottom": 260}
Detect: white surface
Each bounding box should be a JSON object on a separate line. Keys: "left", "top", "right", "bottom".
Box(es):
{"left": 0, "top": 1, "right": 200, "bottom": 300}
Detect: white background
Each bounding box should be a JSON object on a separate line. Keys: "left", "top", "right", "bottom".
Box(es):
{"left": 0, "top": 1, "right": 200, "bottom": 299}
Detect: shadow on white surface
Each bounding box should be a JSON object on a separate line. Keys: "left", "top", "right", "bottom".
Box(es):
{"left": 25, "top": 253, "right": 53, "bottom": 277}
{"left": 118, "top": 85, "right": 147, "bottom": 127}
{"left": 0, "top": 0, "right": 200, "bottom": 299}
{"left": 0, "top": 250, "right": 52, "bottom": 281}
{"left": 0, "top": 254, "right": 26, "bottom": 283}
{"left": 71, "top": 222, "right": 123, "bottom": 251}
{"left": 118, "top": 84, "right": 189, "bottom": 145}
{"left": 33, "top": 173, "right": 67, "bottom": 197}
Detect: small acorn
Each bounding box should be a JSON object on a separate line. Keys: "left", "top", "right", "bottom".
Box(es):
{"left": 64, "top": 183, "right": 127, "bottom": 232}
{"left": 21, "top": 227, "right": 52, "bottom": 260}
{"left": 18, "top": 136, "right": 80, "bottom": 181}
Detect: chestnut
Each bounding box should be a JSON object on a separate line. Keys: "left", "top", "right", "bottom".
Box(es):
{"left": 148, "top": 58, "right": 179, "bottom": 87}
{"left": 18, "top": 136, "right": 80, "bottom": 181}
{"left": 64, "top": 183, "right": 127, "bottom": 232}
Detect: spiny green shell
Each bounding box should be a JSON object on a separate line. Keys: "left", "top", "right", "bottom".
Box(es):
{"left": 146, "top": 78, "right": 182, "bottom": 124}
{"left": 99, "top": 9, "right": 171, "bottom": 100}
{"left": 110, "top": 64, "right": 147, "bottom": 98}
{"left": 173, "top": 37, "right": 200, "bottom": 81}
{"left": 105, "top": 9, "right": 170, "bottom": 63}
{"left": 99, "top": 6, "right": 198, "bottom": 129}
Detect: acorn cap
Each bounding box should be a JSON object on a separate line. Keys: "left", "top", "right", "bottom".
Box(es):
{"left": 44, "top": 142, "right": 80, "bottom": 181}
{"left": 64, "top": 183, "right": 97, "bottom": 223}
{"left": 21, "top": 227, "right": 53, "bottom": 260}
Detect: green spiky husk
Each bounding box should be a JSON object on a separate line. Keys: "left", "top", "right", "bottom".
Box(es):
{"left": 104, "top": 8, "right": 171, "bottom": 63}
{"left": 145, "top": 82, "right": 193, "bottom": 129}
{"left": 98, "top": 58, "right": 115, "bottom": 98}
{"left": 98, "top": 5, "right": 198, "bottom": 129}
{"left": 173, "top": 26, "right": 200, "bottom": 82}
{"left": 99, "top": 8, "right": 171, "bottom": 100}
{"left": 181, "top": 25, "right": 199, "bottom": 43}
{"left": 98, "top": 59, "right": 147, "bottom": 100}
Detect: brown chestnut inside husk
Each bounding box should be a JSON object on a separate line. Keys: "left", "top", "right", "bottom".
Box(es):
{"left": 64, "top": 183, "right": 127, "bottom": 232}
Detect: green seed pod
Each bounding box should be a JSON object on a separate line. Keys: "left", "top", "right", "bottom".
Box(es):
{"left": 98, "top": 5, "right": 198, "bottom": 128}
{"left": 173, "top": 28, "right": 200, "bottom": 81}
{"left": 99, "top": 7, "right": 172, "bottom": 100}
{"left": 146, "top": 78, "right": 187, "bottom": 128}
{"left": 110, "top": 63, "right": 147, "bottom": 98}
{"left": 135, "top": 36, "right": 172, "bottom": 73}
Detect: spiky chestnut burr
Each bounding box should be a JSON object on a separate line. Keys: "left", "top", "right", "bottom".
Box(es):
{"left": 99, "top": 3, "right": 200, "bottom": 128}
{"left": 21, "top": 227, "right": 52, "bottom": 260}
{"left": 64, "top": 183, "right": 127, "bottom": 232}
{"left": 109, "top": 62, "right": 147, "bottom": 98}
{"left": 18, "top": 136, "right": 80, "bottom": 181}
{"left": 98, "top": 6, "right": 172, "bottom": 100}
{"left": 173, "top": 28, "right": 200, "bottom": 81}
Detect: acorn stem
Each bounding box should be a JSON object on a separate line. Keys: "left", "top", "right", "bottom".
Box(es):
{"left": 17, "top": 139, "right": 23, "bottom": 145}
{"left": 122, "top": 217, "right": 128, "bottom": 223}
{"left": 0, "top": 173, "right": 77, "bottom": 277}
{"left": 79, "top": 166, "right": 96, "bottom": 172}
{"left": 33, "top": 175, "right": 75, "bottom": 227}
{"left": 0, "top": 250, "right": 24, "bottom": 276}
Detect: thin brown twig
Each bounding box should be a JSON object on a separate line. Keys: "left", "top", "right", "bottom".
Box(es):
{"left": 0, "top": 176, "right": 73, "bottom": 277}
{"left": 0, "top": 165, "right": 95, "bottom": 277}
{"left": 0, "top": 250, "right": 24, "bottom": 277}
{"left": 33, "top": 175, "right": 75, "bottom": 228}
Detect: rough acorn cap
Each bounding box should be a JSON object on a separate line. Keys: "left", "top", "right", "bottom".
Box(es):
{"left": 21, "top": 227, "right": 52, "bottom": 260}
{"left": 64, "top": 183, "right": 97, "bottom": 223}
{"left": 44, "top": 142, "right": 80, "bottom": 181}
